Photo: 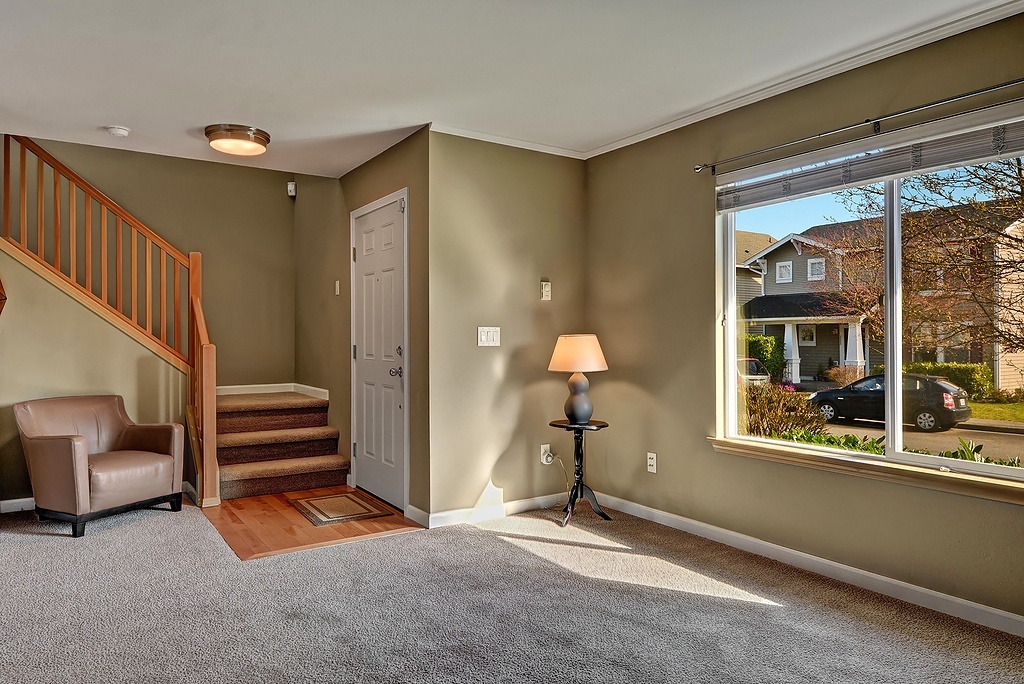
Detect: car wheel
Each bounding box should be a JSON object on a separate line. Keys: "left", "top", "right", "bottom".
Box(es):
{"left": 914, "top": 409, "right": 942, "bottom": 432}
{"left": 819, "top": 401, "right": 838, "bottom": 423}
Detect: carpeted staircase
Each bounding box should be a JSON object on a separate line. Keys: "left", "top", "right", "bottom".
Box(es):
{"left": 216, "top": 392, "right": 350, "bottom": 500}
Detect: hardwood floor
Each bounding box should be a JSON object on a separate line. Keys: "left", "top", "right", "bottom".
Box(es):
{"left": 202, "top": 485, "right": 423, "bottom": 561}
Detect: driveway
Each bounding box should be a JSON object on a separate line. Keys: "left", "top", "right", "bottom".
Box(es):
{"left": 825, "top": 420, "right": 1023, "bottom": 462}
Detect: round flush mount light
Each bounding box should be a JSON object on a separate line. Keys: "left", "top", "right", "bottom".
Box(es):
{"left": 105, "top": 125, "right": 131, "bottom": 138}
{"left": 204, "top": 124, "right": 270, "bottom": 156}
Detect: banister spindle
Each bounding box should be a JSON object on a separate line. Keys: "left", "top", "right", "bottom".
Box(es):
{"left": 19, "top": 144, "right": 27, "bottom": 248}
{"left": 159, "top": 249, "right": 167, "bottom": 343}
{"left": 144, "top": 235, "right": 152, "bottom": 333}
{"left": 116, "top": 216, "right": 123, "bottom": 312}
{"left": 2, "top": 135, "right": 9, "bottom": 239}
{"left": 53, "top": 167, "right": 60, "bottom": 271}
{"left": 173, "top": 260, "right": 181, "bottom": 352}
{"left": 69, "top": 183, "right": 77, "bottom": 283}
{"left": 131, "top": 227, "right": 138, "bottom": 324}
{"left": 36, "top": 160, "right": 43, "bottom": 257}
{"left": 101, "top": 211, "right": 108, "bottom": 304}
{"left": 85, "top": 196, "right": 92, "bottom": 294}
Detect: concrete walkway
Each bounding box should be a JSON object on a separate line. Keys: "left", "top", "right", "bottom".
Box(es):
{"left": 959, "top": 417, "right": 1024, "bottom": 435}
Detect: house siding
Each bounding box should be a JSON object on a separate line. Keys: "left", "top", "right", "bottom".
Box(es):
{"left": 762, "top": 242, "right": 839, "bottom": 296}
{"left": 999, "top": 351, "right": 1024, "bottom": 391}
{"left": 737, "top": 267, "right": 765, "bottom": 335}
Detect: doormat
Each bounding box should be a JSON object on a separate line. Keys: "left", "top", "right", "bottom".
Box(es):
{"left": 290, "top": 491, "right": 393, "bottom": 527}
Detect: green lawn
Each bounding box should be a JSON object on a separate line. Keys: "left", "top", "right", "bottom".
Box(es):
{"left": 969, "top": 403, "right": 1024, "bottom": 423}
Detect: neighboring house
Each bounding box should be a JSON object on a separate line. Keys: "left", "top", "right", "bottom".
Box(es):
{"left": 741, "top": 206, "right": 1024, "bottom": 388}
{"left": 735, "top": 230, "right": 775, "bottom": 336}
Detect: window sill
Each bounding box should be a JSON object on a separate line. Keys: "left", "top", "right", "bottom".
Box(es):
{"left": 709, "top": 437, "right": 1024, "bottom": 506}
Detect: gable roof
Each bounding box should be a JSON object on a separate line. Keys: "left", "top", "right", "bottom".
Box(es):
{"left": 735, "top": 231, "right": 775, "bottom": 267}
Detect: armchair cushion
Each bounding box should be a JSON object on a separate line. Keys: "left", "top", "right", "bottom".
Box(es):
{"left": 89, "top": 450, "right": 176, "bottom": 511}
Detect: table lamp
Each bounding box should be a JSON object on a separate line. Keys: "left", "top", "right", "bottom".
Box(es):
{"left": 548, "top": 334, "right": 608, "bottom": 424}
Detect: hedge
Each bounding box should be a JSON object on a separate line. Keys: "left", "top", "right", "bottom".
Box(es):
{"left": 743, "top": 334, "right": 785, "bottom": 382}
{"left": 874, "top": 362, "right": 993, "bottom": 399}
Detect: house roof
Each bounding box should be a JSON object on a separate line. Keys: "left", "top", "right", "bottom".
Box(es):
{"left": 742, "top": 293, "right": 861, "bottom": 322}
{"left": 735, "top": 231, "right": 775, "bottom": 267}
{"left": 742, "top": 199, "right": 1023, "bottom": 265}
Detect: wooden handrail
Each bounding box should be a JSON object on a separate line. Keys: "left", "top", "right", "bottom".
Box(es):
{"left": 9, "top": 135, "right": 188, "bottom": 264}
{"left": 2, "top": 134, "right": 221, "bottom": 506}
{"left": 2, "top": 134, "right": 188, "bottom": 363}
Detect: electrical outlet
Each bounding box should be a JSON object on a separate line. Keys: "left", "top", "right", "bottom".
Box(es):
{"left": 647, "top": 451, "right": 657, "bottom": 473}
{"left": 540, "top": 443, "right": 553, "bottom": 465}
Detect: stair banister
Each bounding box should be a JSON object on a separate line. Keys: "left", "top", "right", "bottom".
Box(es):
{"left": 2, "top": 133, "right": 221, "bottom": 506}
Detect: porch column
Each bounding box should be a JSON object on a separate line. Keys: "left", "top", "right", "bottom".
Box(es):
{"left": 845, "top": 322, "right": 865, "bottom": 375}
{"left": 783, "top": 323, "right": 801, "bottom": 382}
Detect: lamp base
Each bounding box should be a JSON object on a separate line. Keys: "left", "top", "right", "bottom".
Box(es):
{"left": 563, "top": 371, "right": 593, "bottom": 425}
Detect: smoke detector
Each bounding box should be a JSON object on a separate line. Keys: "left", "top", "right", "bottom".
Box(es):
{"left": 105, "top": 126, "right": 131, "bottom": 138}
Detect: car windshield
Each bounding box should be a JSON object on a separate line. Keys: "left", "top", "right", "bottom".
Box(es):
{"left": 743, "top": 359, "right": 767, "bottom": 375}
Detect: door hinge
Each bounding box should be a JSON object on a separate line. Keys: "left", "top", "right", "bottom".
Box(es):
{"left": 352, "top": 442, "right": 357, "bottom": 457}
{"left": 399, "top": 198, "right": 406, "bottom": 213}
{"left": 352, "top": 344, "right": 356, "bottom": 360}
{"left": 352, "top": 247, "right": 356, "bottom": 261}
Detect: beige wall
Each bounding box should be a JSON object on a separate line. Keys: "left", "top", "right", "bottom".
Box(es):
{"left": 292, "top": 175, "right": 349, "bottom": 431}
{"left": 34, "top": 140, "right": 297, "bottom": 385}
{"left": 585, "top": 15, "right": 1024, "bottom": 614}
{"left": 427, "top": 132, "right": 586, "bottom": 513}
{"left": 333, "top": 127, "right": 431, "bottom": 511}
{"left": 0, "top": 251, "right": 187, "bottom": 499}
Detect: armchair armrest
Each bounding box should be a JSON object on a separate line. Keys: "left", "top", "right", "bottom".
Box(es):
{"left": 119, "top": 423, "right": 184, "bottom": 491}
{"left": 21, "top": 435, "right": 91, "bottom": 516}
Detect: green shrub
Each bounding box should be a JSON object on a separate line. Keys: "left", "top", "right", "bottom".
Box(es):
{"left": 742, "top": 384, "right": 826, "bottom": 437}
{"left": 774, "top": 429, "right": 885, "bottom": 454}
{"left": 936, "top": 438, "right": 1022, "bottom": 468}
{"left": 874, "top": 362, "right": 993, "bottom": 399}
{"left": 743, "top": 334, "right": 785, "bottom": 382}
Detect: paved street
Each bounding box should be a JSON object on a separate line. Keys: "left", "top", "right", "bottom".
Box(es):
{"left": 825, "top": 420, "right": 1023, "bottom": 461}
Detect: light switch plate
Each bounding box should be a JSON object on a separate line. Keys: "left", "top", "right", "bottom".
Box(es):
{"left": 478, "top": 326, "right": 500, "bottom": 346}
{"left": 540, "top": 279, "right": 551, "bottom": 301}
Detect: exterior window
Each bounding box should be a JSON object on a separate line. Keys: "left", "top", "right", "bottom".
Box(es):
{"left": 807, "top": 258, "right": 825, "bottom": 281}
{"left": 725, "top": 139, "right": 1024, "bottom": 485}
{"left": 798, "top": 325, "right": 816, "bottom": 346}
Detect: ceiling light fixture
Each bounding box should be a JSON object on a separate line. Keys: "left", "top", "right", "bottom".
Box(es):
{"left": 204, "top": 124, "right": 270, "bottom": 156}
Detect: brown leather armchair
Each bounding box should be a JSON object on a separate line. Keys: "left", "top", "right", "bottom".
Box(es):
{"left": 13, "top": 395, "right": 184, "bottom": 537}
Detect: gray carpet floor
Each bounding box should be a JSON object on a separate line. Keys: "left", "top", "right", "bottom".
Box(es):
{"left": 0, "top": 503, "right": 1021, "bottom": 684}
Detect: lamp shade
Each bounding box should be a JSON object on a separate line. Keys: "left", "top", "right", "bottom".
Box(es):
{"left": 204, "top": 124, "right": 271, "bottom": 156}
{"left": 548, "top": 334, "right": 608, "bottom": 373}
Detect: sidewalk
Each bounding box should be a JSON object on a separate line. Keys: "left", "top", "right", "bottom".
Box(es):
{"left": 959, "top": 417, "right": 1024, "bottom": 436}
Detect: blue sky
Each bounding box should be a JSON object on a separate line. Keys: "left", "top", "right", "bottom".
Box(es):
{"left": 734, "top": 192, "right": 862, "bottom": 239}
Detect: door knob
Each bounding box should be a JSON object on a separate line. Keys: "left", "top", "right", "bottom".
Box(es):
{"left": 389, "top": 366, "right": 403, "bottom": 377}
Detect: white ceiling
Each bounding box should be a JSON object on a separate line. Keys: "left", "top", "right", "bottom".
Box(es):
{"left": 1, "top": 0, "right": 1021, "bottom": 177}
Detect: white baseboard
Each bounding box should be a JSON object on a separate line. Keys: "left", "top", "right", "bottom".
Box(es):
{"left": 417, "top": 493, "right": 566, "bottom": 529}
{"left": 182, "top": 482, "right": 199, "bottom": 506}
{"left": 216, "top": 383, "right": 329, "bottom": 400}
{"left": 594, "top": 491, "right": 1024, "bottom": 638}
{"left": 0, "top": 497, "right": 35, "bottom": 513}
{"left": 404, "top": 505, "right": 429, "bottom": 527}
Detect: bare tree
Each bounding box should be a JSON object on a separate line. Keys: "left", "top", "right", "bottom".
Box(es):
{"left": 809, "top": 157, "right": 1024, "bottom": 357}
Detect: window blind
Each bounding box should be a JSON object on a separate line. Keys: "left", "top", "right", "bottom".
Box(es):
{"left": 716, "top": 102, "right": 1024, "bottom": 214}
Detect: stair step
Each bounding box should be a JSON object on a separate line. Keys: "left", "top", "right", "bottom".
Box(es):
{"left": 217, "top": 392, "right": 329, "bottom": 434}
{"left": 217, "top": 426, "right": 340, "bottom": 465}
{"left": 219, "top": 454, "right": 350, "bottom": 500}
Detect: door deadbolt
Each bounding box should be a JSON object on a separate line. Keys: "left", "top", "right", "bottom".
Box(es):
{"left": 389, "top": 367, "right": 403, "bottom": 377}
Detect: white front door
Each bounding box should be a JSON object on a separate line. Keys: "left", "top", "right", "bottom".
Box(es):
{"left": 351, "top": 190, "right": 408, "bottom": 509}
